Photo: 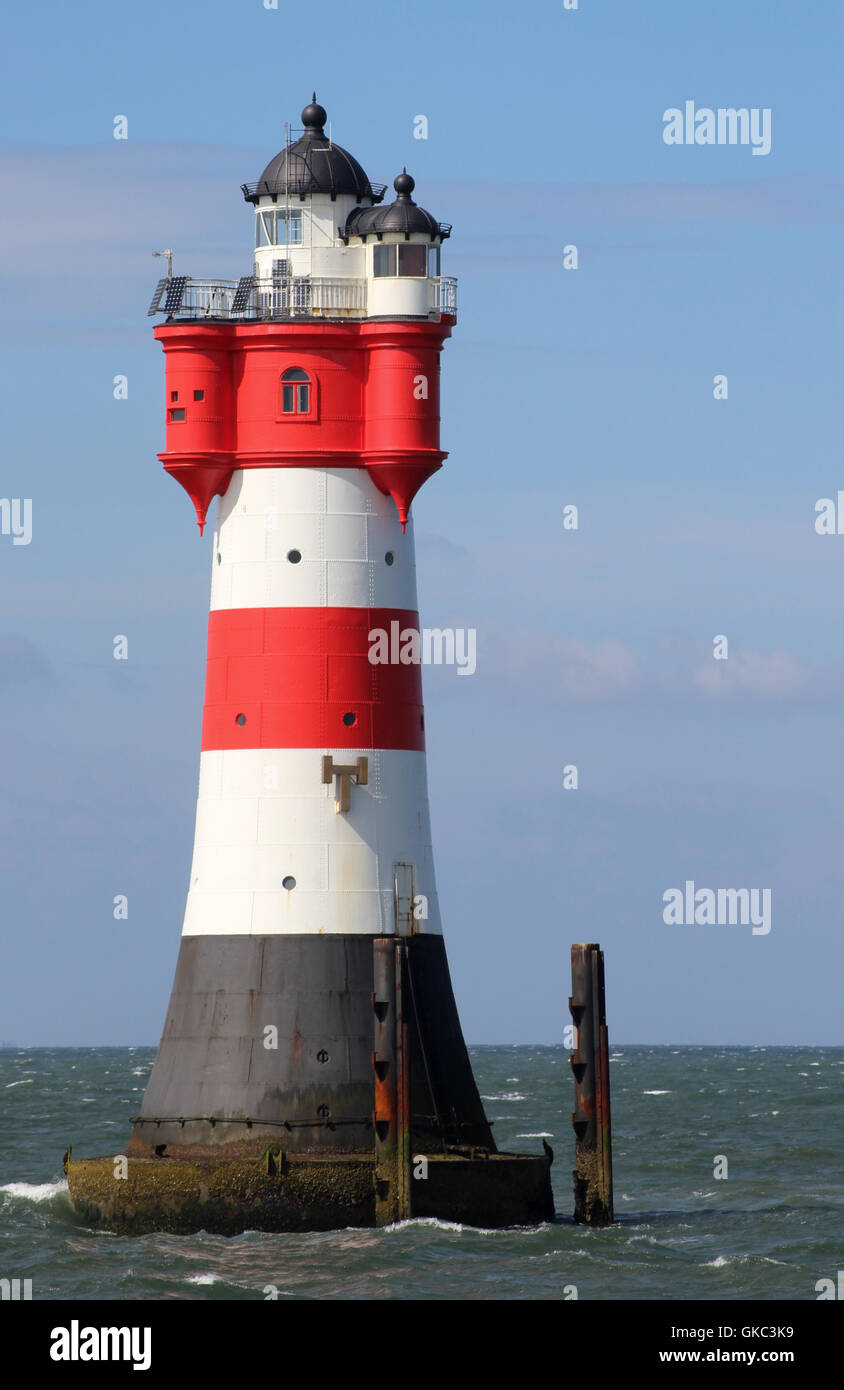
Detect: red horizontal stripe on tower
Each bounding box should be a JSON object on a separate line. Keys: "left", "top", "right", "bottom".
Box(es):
{"left": 202, "top": 607, "right": 425, "bottom": 751}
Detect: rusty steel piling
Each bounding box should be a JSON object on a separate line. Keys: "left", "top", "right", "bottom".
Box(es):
{"left": 569, "top": 943, "right": 613, "bottom": 1226}
{"left": 372, "top": 937, "right": 411, "bottom": 1225}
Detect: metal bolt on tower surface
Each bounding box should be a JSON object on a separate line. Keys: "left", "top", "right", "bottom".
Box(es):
{"left": 66, "top": 98, "right": 555, "bottom": 1233}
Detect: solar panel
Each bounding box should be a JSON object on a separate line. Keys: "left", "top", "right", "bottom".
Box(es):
{"left": 292, "top": 276, "right": 311, "bottom": 311}
{"left": 147, "top": 277, "right": 169, "bottom": 316}
{"left": 163, "top": 276, "right": 188, "bottom": 314}
{"left": 231, "top": 276, "right": 255, "bottom": 313}
{"left": 272, "top": 259, "right": 289, "bottom": 281}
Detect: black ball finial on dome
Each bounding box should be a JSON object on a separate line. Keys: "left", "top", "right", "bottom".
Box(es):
{"left": 301, "top": 95, "right": 327, "bottom": 130}
{"left": 394, "top": 169, "right": 415, "bottom": 199}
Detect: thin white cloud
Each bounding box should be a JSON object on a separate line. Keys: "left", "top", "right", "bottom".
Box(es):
{"left": 476, "top": 626, "right": 816, "bottom": 704}
{"left": 693, "top": 647, "right": 809, "bottom": 698}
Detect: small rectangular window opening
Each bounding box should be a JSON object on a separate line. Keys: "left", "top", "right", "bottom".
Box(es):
{"left": 258, "top": 208, "right": 304, "bottom": 247}
{"left": 373, "top": 243, "right": 397, "bottom": 277}
{"left": 169, "top": 408, "right": 186, "bottom": 422}
{"left": 170, "top": 390, "right": 178, "bottom": 401}
{"left": 282, "top": 209, "right": 303, "bottom": 245}
{"left": 256, "top": 210, "right": 273, "bottom": 247}
{"left": 398, "top": 243, "right": 427, "bottom": 277}
{"left": 281, "top": 382, "right": 310, "bottom": 415}
{"left": 193, "top": 389, "right": 204, "bottom": 401}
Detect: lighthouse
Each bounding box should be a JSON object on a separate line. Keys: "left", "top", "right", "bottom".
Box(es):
{"left": 66, "top": 99, "right": 554, "bottom": 1233}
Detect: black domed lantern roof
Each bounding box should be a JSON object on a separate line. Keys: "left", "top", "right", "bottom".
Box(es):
{"left": 343, "top": 170, "right": 451, "bottom": 241}
{"left": 242, "top": 96, "right": 386, "bottom": 204}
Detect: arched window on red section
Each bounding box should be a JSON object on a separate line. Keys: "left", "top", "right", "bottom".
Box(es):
{"left": 281, "top": 367, "right": 310, "bottom": 415}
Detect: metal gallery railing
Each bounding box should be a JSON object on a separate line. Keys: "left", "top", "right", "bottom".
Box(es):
{"left": 149, "top": 274, "right": 458, "bottom": 321}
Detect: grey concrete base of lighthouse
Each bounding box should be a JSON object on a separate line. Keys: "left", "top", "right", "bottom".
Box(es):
{"left": 66, "top": 933, "right": 555, "bottom": 1233}
{"left": 65, "top": 1152, "right": 554, "bottom": 1236}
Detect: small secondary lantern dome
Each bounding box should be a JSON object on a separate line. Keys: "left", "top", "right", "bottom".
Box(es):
{"left": 344, "top": 170, "right": 450, "bottom": 240}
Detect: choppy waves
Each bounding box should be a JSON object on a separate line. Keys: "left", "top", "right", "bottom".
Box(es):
{"left": 0, "top": 1044, "right": 840, "bottom": 1299}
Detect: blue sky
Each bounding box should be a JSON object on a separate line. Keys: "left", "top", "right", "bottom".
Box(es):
{"left": 1, "top": 0, "right": 843, "bottom": 1044}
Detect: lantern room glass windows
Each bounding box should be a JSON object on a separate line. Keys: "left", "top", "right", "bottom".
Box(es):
{"left": 372, "top": 244, "right": 393, "bottom": 277}
{"left": 256, "top": 207, "right": 304, "bottom": 247}
{"left": 399, "top": 243, "right": 427, "bottom": 276}
{"left": 372, "top": 242, "right": 429, "bottom": 278}
{"left": 281, "top": 367, "right": 310, "bottom": 414}
{"left": 256, "top": 211, "right": 271, "bottom": 247}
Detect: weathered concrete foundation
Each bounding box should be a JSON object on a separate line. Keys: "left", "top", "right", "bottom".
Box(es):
{"left": 67, "top": 933, "right": 555, "bottom": 1233}
{"left": 65, "top": 1151, "right": 553, "bottom": 1236}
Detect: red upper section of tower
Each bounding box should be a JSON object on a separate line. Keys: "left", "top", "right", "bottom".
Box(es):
{"left": 202, "top": 606, "right": 425, "bottom": 752}
{"left": 156, "top": 319, "right": 452, "bottom": 532}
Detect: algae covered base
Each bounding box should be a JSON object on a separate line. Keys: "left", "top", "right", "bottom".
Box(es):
{"left": 66, "top": 1151, "right": 554, "bottom": 1236}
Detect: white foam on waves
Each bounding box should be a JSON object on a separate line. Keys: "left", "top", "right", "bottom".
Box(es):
{"left": 1, "top": 1179, "right": 68, "bottom": 1204}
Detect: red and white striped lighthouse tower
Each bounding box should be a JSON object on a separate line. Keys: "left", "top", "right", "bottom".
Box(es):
{"left": 67, "top": 99, "right": 554, "bottom": 1232}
